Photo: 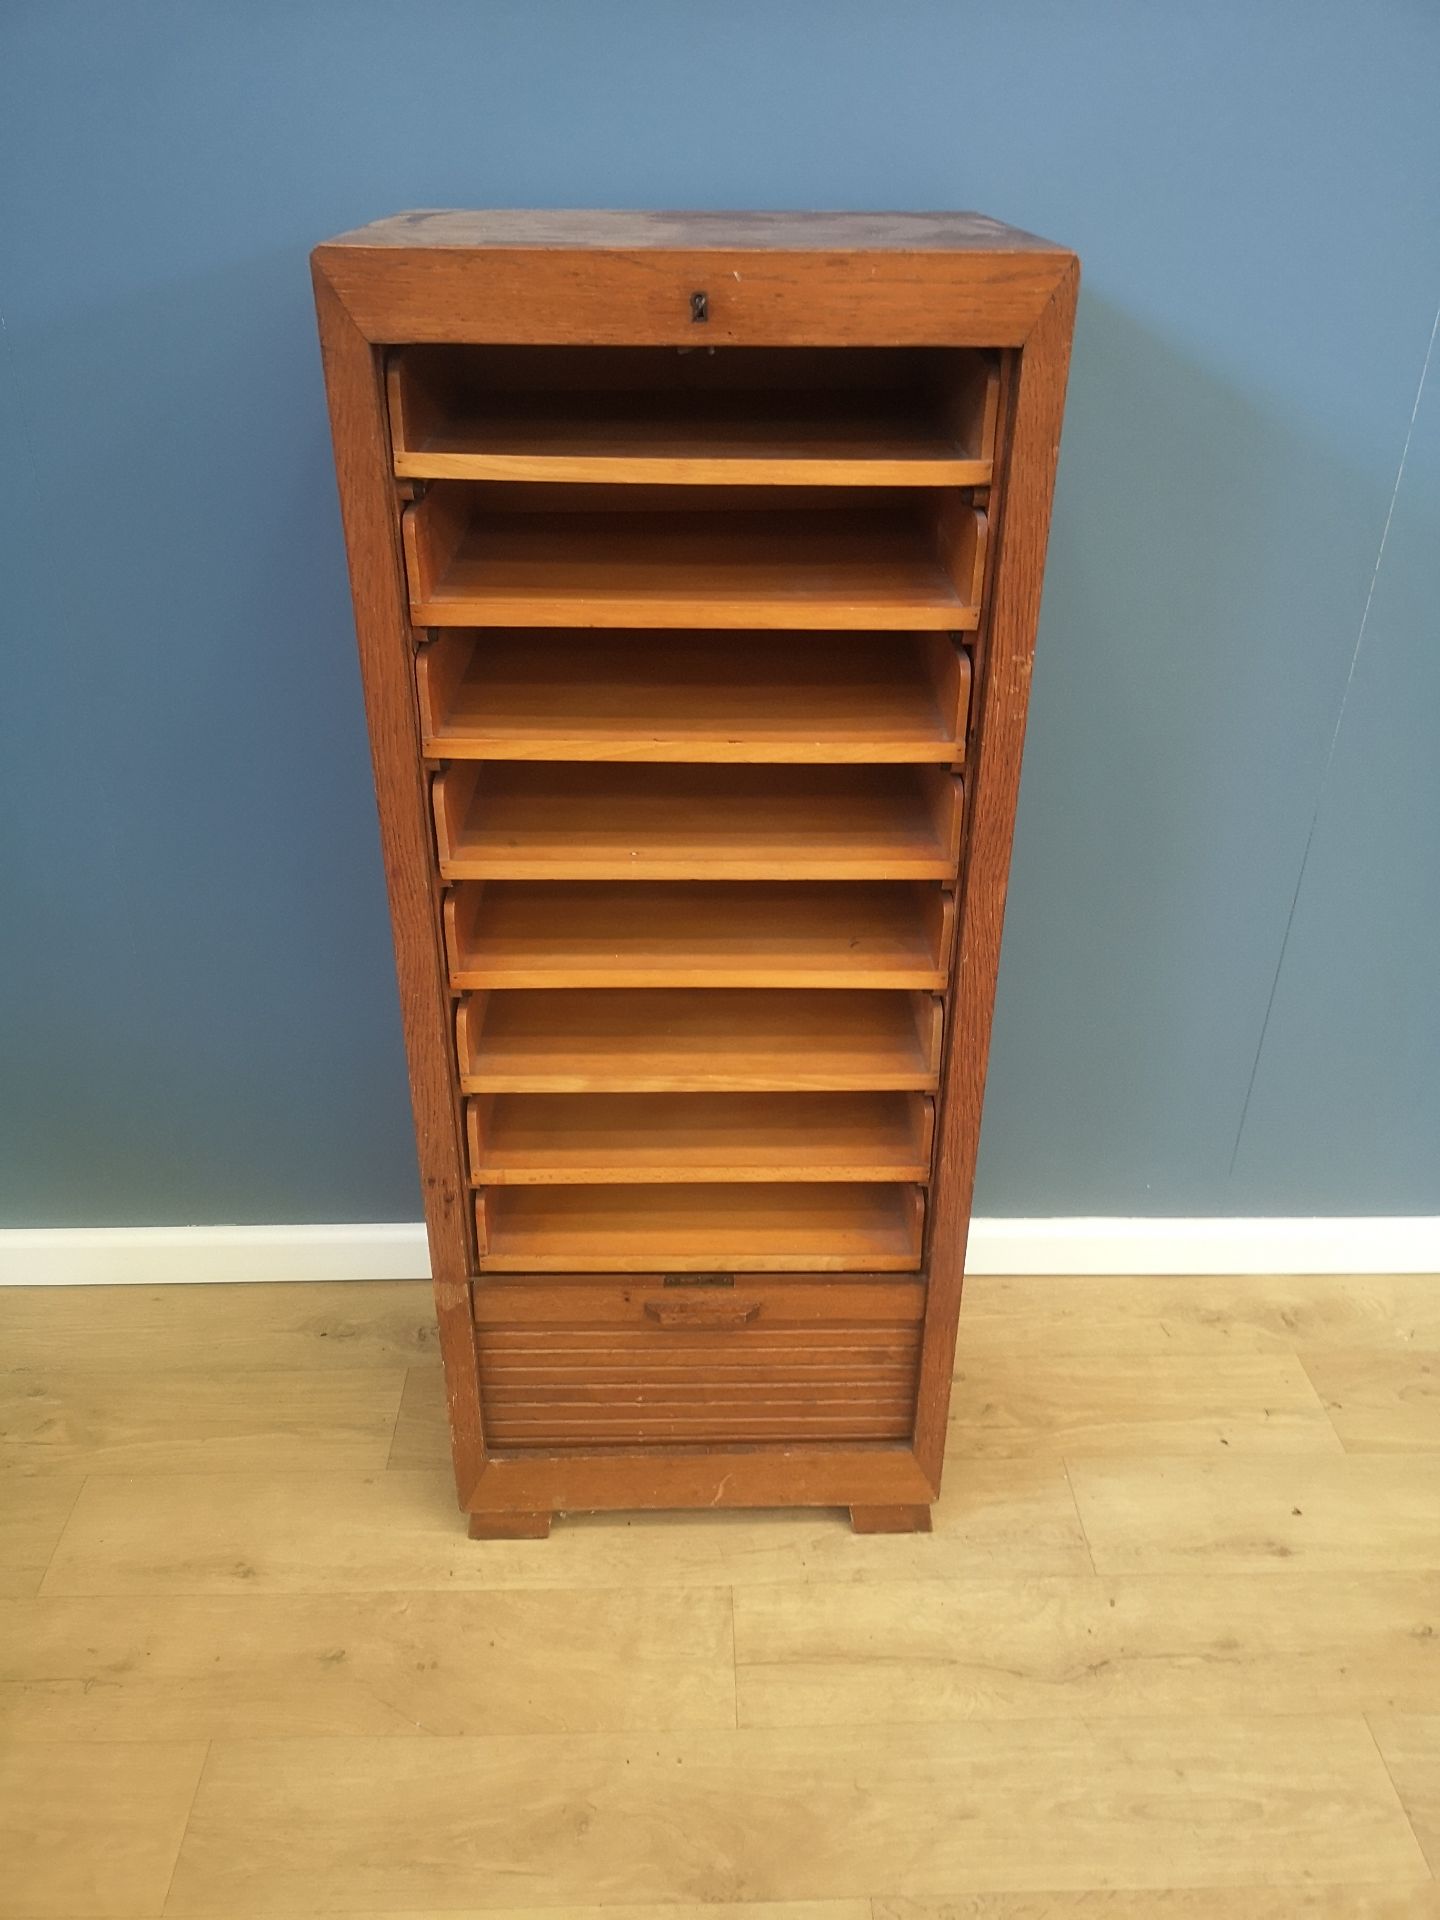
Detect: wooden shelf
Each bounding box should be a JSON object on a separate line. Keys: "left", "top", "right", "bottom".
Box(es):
{"left": 443, "top": 881, "right": 955, "bottom": 990}
{"left": 403, "top": 485, "right": 986, "bottom": 629}
{"left": 396, "top": 404, "right": 981, "bottom": 487}
{"left": 466, "top": 1091, "right": 934, "bottom": 1184}
{"left": 455, "top": 989, "right": 943, "bottom": 1092}
{"left": 474, "top": 1182, "right": 926, "bottom": 1272}
{"left": 416, "top": 630, "right": 970, "bottom": 762}
{"left": 388, "top": 344, "right": 998, "bottom": 487}
{"left": 432, "top": 763, "right": 964, "bottom": 881}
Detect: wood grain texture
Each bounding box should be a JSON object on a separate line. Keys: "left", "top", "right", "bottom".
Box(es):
{"left": 1068, "top": 1453, "right": 1440, "bottom": 1573}
{"left": 443, "top": 880, "right": 954, "bottom": 990}
{"left": 734, "top": 1572, "right": 1440, "bottom": 1726}
{"left": 1369, "top": 1715, "right": 1440, "bottom": 1875}
{"left": 915, "top": 262, "right": 1079, "bottom": 1487}
{"left": 323, "top": 208, "right": 1067, "bottom": 252}
{"left": 849, "top": 1503, "right": 933, "bottom": 1533}
{"left": 455, "top": 988, "right": 943, "bottom": 1093}
{"left": 958, "top": 1272, "right": 1440, "bottom": 1356}
{"left": 474, "top": 1181, "right": 925, "bottom": 1273}
{"left": 432, "top": 761, "right": 964, "bottom": 880}
{"left": 468, "top": 1507, "right": 552, "bottom": 1539}
{"left": 162, "top": 1720, "right": 1425, "bottom": 1910}
{"left": 475, "top": 1307, "right": 921, "bottom": 1446}
{"left": 396, "top": 409, "right": 986, "bottom": 488}
{"left": 0, "top": 1278, "right": 439, "bottom": 1372}
{"left": 404, "top": 496, "right": 978, "bottom": 630}
{"left": 875, "top": 1892, "right": 1440, "bottom": 1918}
{"left": 0, "top": 1366, "right": 405, "bottom": 1474}
{"left": 0, "top": 1474, "right": 84, "bottom": 1597}
{"left": 314, "top": 210, "right": 1074, "bottom": 349}
{"left": 1301, "top": 1349, "right": 1440, "bottom": 1451}
{"left": 8, "top": 1274, "right": 1440, "bottom": 1910}
{"left": 0, "top": 1738, "right": 207, "bottom": 1918}
{"left": 192, "top": 1908, "right": 867, "bottom": 1920}
{"left": 388, "top": 342, "right": 997, "bottom": 484}
{"left": 416, "top": 629, "right": 969, "bottom": 762}
{"left": 469, "top": 1277, "right": 928, "bottom": 1326}
{"left": 464, "top": 1445, "right": 936, "bottom": 1514}
{"left": 947, "top": 1349, "right": 1341, "bottom": 1456}
{"left": 311, "top": 265, "right": 484, "bottom": 1502}
{"left": 37, "top": 1456, "right": 1088, "bottom": 1592}
{"left": 0, "top": 1587, "right": 735, "bottom": 1738}
{"left": 466, "top": 1090, "right": 934, "bottom": 1184}
{"left": 387, "top": 1363, "right": 450, "bottom": 1471}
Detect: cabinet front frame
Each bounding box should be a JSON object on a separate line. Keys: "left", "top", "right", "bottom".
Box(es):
{"left": 312, "top": 233, "right": 1078, "bottom": 1518}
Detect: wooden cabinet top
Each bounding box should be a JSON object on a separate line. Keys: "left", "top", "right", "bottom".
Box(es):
{"left": 317, "top": 208, "right": 1070, "bottom": 256}
{"left": 312, "top": 209, "right": 1077, "bottom": 349}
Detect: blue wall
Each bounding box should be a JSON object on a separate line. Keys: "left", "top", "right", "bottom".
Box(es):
{"left": 2, "top": 1, "right": 1437, "bottom": 1225}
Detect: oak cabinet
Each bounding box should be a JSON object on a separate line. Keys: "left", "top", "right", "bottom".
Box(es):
{"left": 312, "top": 210, "right": 1077, "bottom": 1537}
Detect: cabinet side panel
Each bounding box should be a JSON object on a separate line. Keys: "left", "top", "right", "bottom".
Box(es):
{"left": 916, "top": 267, "right": 1080, "bottom": 1484}
{"left": 311, "top": 264, "right": 484, "bottom": 1498}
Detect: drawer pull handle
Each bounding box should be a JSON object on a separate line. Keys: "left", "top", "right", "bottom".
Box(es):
{"left": 643, "top": 1297, "right": 761, "bottom": 1330}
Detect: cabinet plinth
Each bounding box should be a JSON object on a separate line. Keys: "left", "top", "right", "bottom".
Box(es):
{"left": 313, "top": 209, "right": 1077, "bottom": 1535}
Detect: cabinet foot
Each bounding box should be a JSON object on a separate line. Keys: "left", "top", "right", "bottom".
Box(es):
{"left": 468, "top": 1510, "right": 552, "bottom": 1540}
{"left": 849, "top": 1503, "right": 933, "bottom": 1535}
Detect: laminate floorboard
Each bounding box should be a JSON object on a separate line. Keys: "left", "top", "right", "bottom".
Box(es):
{"left": 1, "top": 1273, "right": 1437, "bottom": 1916}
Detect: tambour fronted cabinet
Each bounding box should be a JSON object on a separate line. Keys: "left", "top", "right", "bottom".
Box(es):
{"left": 312, "top": 211, "right": 1077, "bottom": 1537}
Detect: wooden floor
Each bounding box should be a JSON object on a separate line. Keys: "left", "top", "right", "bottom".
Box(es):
{"left": 3, "top": 1275, "right": 1440, "bottom": 1916}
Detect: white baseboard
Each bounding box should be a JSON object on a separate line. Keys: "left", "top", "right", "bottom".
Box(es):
{"left": 0, "top": 1224, "right": 432, "bottom": 1287}
{"left": 967, "top": 1216, "right": 1440, "bottom": 1276}
{"left": 0, "top": 1217, "right": 1437, "bottom": 1286}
